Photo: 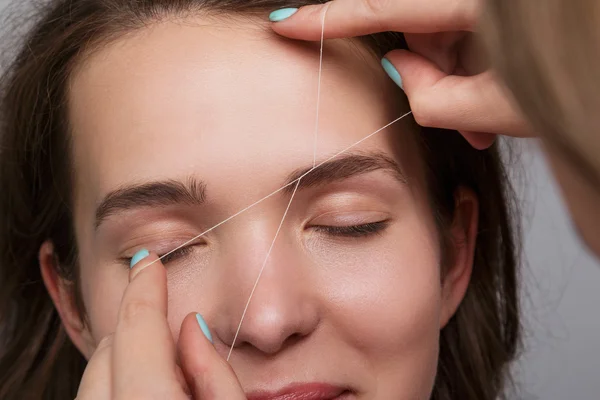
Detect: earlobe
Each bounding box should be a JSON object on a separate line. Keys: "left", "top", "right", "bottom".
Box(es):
{"left": 439, "top": 188, "right": 479, "bottom": 328}
{"left": 39, "top": 241, "right": 95, "bottom": 359}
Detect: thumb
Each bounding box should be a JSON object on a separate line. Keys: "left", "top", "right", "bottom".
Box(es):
{"left": 178, "top": 313, "right": 245, "bottom": 399}
{"left": 383, "top": 49, "right": 532, "bottom": 139}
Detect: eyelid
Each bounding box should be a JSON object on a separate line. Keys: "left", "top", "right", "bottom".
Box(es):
{"left": 121, "top": 239, "right": 205, "bottom": 260}
{"left": 308, "top": 210, "right": 391, "bottom": 227}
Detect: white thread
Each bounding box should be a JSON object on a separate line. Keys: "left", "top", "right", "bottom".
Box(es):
{"left": 226, "top": 179, "right": 301, "bottom": 361}
{"left": 222, "top": 112, "right": 411, "bottom": 358}
{"left": 143, "top": 111, "right": 413, "bottom": 271}
{"left": 121, "top": 0, "right": 413, "bottom": 364}
{"left": 227, "top": 6, "right": 329, "bottom": 359}
{"left": 312, "top": 4, "right": 329, "bottom": 167}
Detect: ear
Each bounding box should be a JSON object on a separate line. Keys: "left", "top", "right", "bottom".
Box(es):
{"left": 39, "top": 241, "right": 96, "bottom": 359}
{"left": 439, "top": 187, "right": 479, "bottom": 328}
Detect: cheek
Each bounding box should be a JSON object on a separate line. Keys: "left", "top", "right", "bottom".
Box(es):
{"left": 325, "top": 239, "right": 442, "bottom": 347}
{"left": 315, "top": 219, "right": 443, "bottom": 394}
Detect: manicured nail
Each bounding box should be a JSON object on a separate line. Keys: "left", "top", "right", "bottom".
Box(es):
{"left": 196, "top": 313, "right": 213, "bottom": 343}
{"left": 130, "top": 248, "right": 149, "bottom": 269}
{"left": 269, "top": 7, "right": 298, "bottom": 22}
{"left": 382, "top": 58, "right": 403, "bottom": 90}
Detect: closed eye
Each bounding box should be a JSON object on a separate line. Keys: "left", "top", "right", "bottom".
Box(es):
{"left": 158, "top": 245, "right": 196, "bottom": 264}
{"left": 121, "top": 244, "right": 199, "bottom": 267}
{"left": 311, "top": 220, "right": 390, "bottom": 238}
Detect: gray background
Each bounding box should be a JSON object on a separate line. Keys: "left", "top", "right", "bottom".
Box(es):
{"left": 1, "top": 1, "right": 599, "bottom": 399}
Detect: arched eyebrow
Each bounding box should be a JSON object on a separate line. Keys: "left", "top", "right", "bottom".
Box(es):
{"left": 94, "top": 152, "right": 406, "bottom": 230}
{"left": 283, "top": 152, "right": 407, "bottom": 194}
{"left": 94, "top": 178, "right": 206, "bottom": 229}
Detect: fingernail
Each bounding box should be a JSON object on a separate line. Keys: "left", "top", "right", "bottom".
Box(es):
{"left": 195, "top": 313, "right": 213, "bottom": 343}
{"left": 382, "top": 58, "right": 403, "bottom": 90}
{"left": 269, "top": 7, "right": 298, "bottom": 22}
{"left": 130, "top": 248, "right": 149, "bottom": 269}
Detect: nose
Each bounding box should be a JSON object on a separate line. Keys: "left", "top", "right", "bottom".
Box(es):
{"left": 215, "top": 231, "right": 321, "bottom": 355}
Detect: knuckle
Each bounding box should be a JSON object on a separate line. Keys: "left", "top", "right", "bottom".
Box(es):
{"left": 362, "top": 0, "right": 393, "bottom": 31}
{"left": 120, "top": 299, "right": 156, "bottom": 324}
{"left": 410, "top": 95, "right": 434, "bottom": 127}
{"left": 364, "top": 0, "right": 392, "bottom": 15}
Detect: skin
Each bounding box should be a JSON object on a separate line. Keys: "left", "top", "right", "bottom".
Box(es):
{"left": 40, "top": 15, "right": 477, "bottom": 399}
{"left": 269, "top": 0, "right": 600, "bottom": 259}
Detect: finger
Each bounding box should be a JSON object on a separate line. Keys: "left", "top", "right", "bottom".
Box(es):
{"left": 384, "top": 49, "right": 533, "bottom": 138}
{"left": 404, "top": 32, "right": 471, "bottom": 75}
{"left": 178, "top": 313, "right": 246, "bottom": 399}
{"left": 112, "top": 252, "right": 183, "bottom": 398}
{"left": 175, "top": 364, "right": 192, "bottom": 398}
{"left": 459, "top": 131, "right": 497, "bottom": 150}
{"left": 270, "top": 0, "right": 480, "bottom": 41}
{"left": 76, "top": 334, "right": 113, "bottom": 400}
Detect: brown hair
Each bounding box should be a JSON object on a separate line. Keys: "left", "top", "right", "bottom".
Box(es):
{"left": 0, "top": 1, "right": 521, "bottom": 399}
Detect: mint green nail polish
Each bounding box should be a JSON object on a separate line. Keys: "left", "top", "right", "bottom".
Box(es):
{"left": 382, "top": 58, "right": 403, "bottom": 90}
{"left": 196, "top": 313, "right": 213, "bottom": 343}
{"left": 130, "top": 249, "right": 149, "bottom": 269}
{"left": 269, "top": 7, "right": 298, "bottom": 22}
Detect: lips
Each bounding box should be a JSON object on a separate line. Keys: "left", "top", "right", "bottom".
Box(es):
{"left": 246, "top": 382, "right": 351, "bottom": 400}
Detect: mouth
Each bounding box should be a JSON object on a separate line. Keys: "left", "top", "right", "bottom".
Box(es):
{"left": 246, "top": 382, "right": 354, "bottom": 400}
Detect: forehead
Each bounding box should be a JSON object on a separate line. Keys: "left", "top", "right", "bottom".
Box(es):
{"left": 67, "top": 16, "right": 414, "bottom": 223}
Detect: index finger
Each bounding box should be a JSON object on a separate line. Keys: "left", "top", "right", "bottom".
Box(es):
{"left": 112, "top": 252, "right": 183, "bottom": 398}
{"left": 270, "top": 0, "right": 480, "bottom": 40}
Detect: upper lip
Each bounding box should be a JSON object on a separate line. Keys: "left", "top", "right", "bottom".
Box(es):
{"left": 246, "top": 382, "right": 349, "bottom": 400}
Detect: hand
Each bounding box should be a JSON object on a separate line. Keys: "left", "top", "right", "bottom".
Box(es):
{"left": 76, "top": 252, "right": 245, "bottom": 399}
{"left": 270, "top": 0, "right": 534, "bottom": 149}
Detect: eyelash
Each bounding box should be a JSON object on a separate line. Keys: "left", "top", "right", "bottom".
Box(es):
{"left": 159, "top": 245, "right": 195, "bottom": 264}
{"left": 312, "top": 220, "right": 390, "bottom": 238}
{"left": 124, "top": 221, "right": 388, "bottom": 265}
{"left": 123, "top": 244, "right": 196, "bottom": 266}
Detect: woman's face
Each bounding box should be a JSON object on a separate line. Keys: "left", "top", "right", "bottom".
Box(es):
{"left": 62, "top": 16, "right": 473, "bottom": 399}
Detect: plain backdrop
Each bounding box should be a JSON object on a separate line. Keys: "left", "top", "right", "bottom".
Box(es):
{"left": 1, "top": 1, "right": 599, "bottom": 399}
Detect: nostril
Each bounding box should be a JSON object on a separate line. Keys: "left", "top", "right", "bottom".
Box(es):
{"left": 281, "top": 332, "right": 305, "bottom": 349}
{"left": 229, "top": 329, "right": 308, "bottom": 356}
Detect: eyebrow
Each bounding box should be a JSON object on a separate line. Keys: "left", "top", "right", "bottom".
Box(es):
{"left": 94, "top": 153, "right": 405, "bottom": 230}
{"left": 95, "top": 178, "right": 206, "bottom": 229}
{"left": 283, "top": 152, "right": 407, "bottom": 194}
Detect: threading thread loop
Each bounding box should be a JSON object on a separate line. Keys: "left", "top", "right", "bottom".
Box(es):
{"left": 228, "top": 4, "right": 329, "bottom": 360}
{"left": 133, "top": 1, "right": 413, "bottom": 363}
{"left": 143, "top": 112, "right": 412, "bottom": 271}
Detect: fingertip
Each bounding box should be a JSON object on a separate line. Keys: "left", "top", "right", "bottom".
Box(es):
{"left": 195, "top": 313, "right": 213, "bottom": 343}
{"left": 381, "top": 57, "right": 403, "bottom": 90}
{"left": 269, "top": 4, "right": 329, "bottom": 41}
{"left": 129, "top": 251, "right": 163, "bottom": 281}
{"left": 382, "top": 48, "right": 412, "bottom": 61}
{"left": 460, "top": 131, "right": 497, "bottom": 150}
{"left": 383, "top": 49, "right": 446, "bottom": 89}
{"left": 178, "top": 314, "right": 245, "bottom": 399}
{"left": 268, "top": 7, "right": 298, "bottom": 22}
{"left": 181, "top": 312, "right": 213, "bottom": 348}
{"left": 130, "top": 248, "right": 149, "bottom": 268}
{"left": 178, "top": 313, "right": 216, "bottom": 377}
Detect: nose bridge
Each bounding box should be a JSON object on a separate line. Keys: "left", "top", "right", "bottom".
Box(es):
{"left": 215, "top": 218, "right": 320, "bottom": 355}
